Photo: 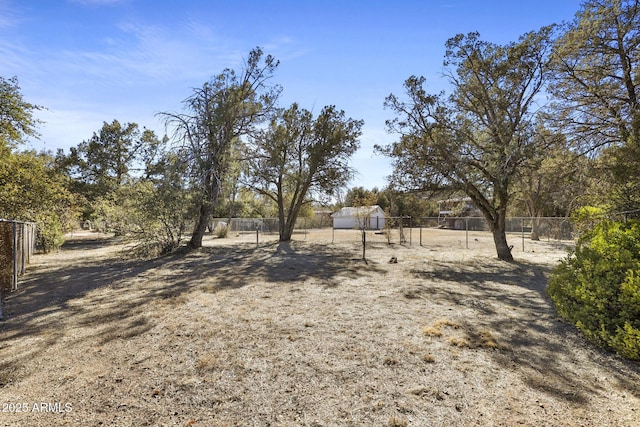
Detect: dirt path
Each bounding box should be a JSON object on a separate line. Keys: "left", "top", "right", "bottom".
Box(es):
{"left": 0, "top": 230, "right": 638, "bottom": 426}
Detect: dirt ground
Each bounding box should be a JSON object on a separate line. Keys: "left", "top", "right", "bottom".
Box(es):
{"left": 0, "top": 228, "right": 639, "bottom": 426}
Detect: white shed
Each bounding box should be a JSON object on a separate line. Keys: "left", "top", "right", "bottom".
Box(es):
{"left": 331, "top": 205, "right": 386, "bottom": 230}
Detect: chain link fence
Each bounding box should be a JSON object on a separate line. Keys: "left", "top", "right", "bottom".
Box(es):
{"left": 208, "top": 216, "right": 576, "bottom": 249}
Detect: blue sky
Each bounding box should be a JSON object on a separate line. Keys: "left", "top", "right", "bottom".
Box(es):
{"left": 2, "top": 0, "right": 582, "bottom": 190}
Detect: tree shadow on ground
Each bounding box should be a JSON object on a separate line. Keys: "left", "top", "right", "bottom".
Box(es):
{"left": 181, "top": 240, "right": 384, "bottom": 292}
{"left": 0, "top": 236, "right": 380, "bottom": 387}
{"left": 408, "top": 259, "right": 640, "bottom": 405}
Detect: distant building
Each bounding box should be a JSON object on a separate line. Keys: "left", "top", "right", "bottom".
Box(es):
{"left": 331, "top": 205, "right": 386, "bottom": 230}
{"left": 437, "top": 197, "right": 485, "bottom": 230}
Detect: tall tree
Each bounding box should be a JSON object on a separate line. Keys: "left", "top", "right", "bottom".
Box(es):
{"left": 513, "top": 143, "right": 594, "bottom": 239}
{"left": 0, "top": 76, "right": 76, "bottom": 251}
{"left": 344, "top": 186, "right": 390, "bottom": 211}
{"left": 379, "top": 29, "right": 554, "bottom": 261}
{"left": 243, "top": 103, "right": 362, "bottom": 242}
{"left": 0, "top": 76, "right": 42, "bottom": 153}
{"left": 65, "top": 119, "right": 162, "bottom": 200}
{"left": 0, "top": 151, "right": 77, "bottom": 251}
{"left": 549, "top": 0, "right": 640, "bottom": 211}
{"left": 159, "top": 48, "right": 280, "bottom": 248}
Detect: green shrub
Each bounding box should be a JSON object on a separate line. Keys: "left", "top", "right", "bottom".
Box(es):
{"left": 570, "top": 205, "right": 608, "bottom": 234}
{"left": 548, "top": 220, "right": 640, "bottom": 360}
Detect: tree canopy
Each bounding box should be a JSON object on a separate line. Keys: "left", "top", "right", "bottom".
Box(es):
{"left": 549, "top": 0, "right": 640, "bottom": 212}
{"left": 243, "top": 103, "right": 363, "bottom": 241}
{"left": 0, "top": 76, "right": 42, "bottom": 153}
{"left": 0, "top": 150, "right": 77, "bottom": 251}
{"left": 64, "top": 119, "right": 163, "bottom": 201}
{"left": 379, "top": 29, "right": 554, "bottom": 260}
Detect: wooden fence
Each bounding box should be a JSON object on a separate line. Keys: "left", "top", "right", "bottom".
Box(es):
{"left": 0, "top": 219, "right": 37, "bottom": 319}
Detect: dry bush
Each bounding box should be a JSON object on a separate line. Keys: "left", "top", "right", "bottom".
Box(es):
{"left": 215, "top": 223, "right": 230, "bottom": 238}
{"left": 425, "top": 319, "right": 502, "bottom": 350}
{"left": 422, "top": 353, "right": 436, "bottom": 363}
{"left": 388, "top": 416, "right": 408, "bottom": 427}
{"left": 470, "top": 328, "right": 501, "bottom": 349}
{"left": 448, "top": 336, "right": 472, "bottom": 348}
{"left": 423, "top": 318, "right": 461, "bottom": 337}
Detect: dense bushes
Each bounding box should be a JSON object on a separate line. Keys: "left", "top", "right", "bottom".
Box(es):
{"left": 548, "top": 220, "right": 640, "bottom": 360}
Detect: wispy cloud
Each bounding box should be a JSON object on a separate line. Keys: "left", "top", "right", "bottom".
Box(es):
{"left": 41, "top": 18, "right": 305, "bottom": 89}
{"left": 68, "top": 0, "right": 128, "bottom": 6}
{"left": 43, "top": 20, "right": 240, "bottom": 87}
{"left": 8, "top": 4, "right": 309, "bottom": 151}
{"left": 0, "top": 0, "right": 23, "bottom": 29}
{"left": 0, "top": 39, "right": 31, "bottom": 74}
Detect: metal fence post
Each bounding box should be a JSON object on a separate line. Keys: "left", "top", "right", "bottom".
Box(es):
{"left": 521, "top": 217, "right": 525, "bottom": 252}
{"left": 465, "top": 218, "right": 469, "bottom": 249}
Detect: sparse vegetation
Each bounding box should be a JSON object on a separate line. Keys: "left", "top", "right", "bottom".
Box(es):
{"left": 214, "top": 223, "right": 229, "bottom": 238}
{"left": 423, "top": 318, "right": 461, "bottom": 337}
{"left": 388, "top": 416, "right": 408, "bottom": 427}
{"left": 422, "top": 353, "right": 436, "bottom": 363}
{"left": 1, "top": 229, "right": 639, "bottom": 426}
{"left": 2, "top": 1, "right": 640, "bottom": 426}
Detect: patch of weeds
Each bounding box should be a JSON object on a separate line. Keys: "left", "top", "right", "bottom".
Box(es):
{"left": 423, "top": 318, "right": 461, "bottom": 337}
{"left": 371, "top": 400, "right": 385, "bottom": 412}
{"left": 196, "top": 354, "right": 218, "bottom": 372}
{"left": 388, "top": 416, "right": 408, "bottom": 427}
{"left": 383, "top": 356, "right": 398, "bottom": 366}
{"left": 451, "top": 328, "right": 502, "bottom": 350}
{"left": 424, "top": 319, "right": 503, "bottom": 351}
{"left": 448, "top": 336, "right": 472, "bottom": 348}
{"left": 407, "top": 386, "right": 430, "bottom": 397}
{"left": 422, "top": 325, "right": 443, "bottom": 337}
{"left": 422, "top": 353, "right": 436, "bottom": 363}
{"left": 470, "top": 329, "right": 501, "bottom": 349}
{"left": 201, "top": 284, "right": 219, "bottom": 293}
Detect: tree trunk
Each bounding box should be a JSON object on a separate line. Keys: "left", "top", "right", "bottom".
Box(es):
{"left": 280, "top": 223, "right": 294, "bottom": 242}
{"left": 530, "top": 216, "right": 541, "bottom": 241}
{"left": 490, "top": 214, "right": 513, "bottom": 261}
{"left": 280, "top": 210, "right": 298, "bottom": 242}
{"left": 189, "top": 169, "right": 221, "bottom": 249}
{"left": 189, "top": 202, "right": 213, "bottom": 249}
{"left": 279, "top": 200, "right": 303, "bottom": 242}
{"left": 278, "top": 200, "right": 289, "bottom": 242}
{"left": 472, "top": 195, "right": 514, "bottom": 262}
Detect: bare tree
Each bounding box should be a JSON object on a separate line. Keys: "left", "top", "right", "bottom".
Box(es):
{"left": 159, "top": 48, "right": 280, "bottom": 248}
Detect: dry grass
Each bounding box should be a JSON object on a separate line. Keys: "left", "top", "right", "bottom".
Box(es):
{"left": 425, "top": 319, "right": 502, "bottom": 350}
{"left": 423, "top": 319, "right": 462, "bottom": 337}
{"left": 0, "top": 228, "right": 639, "bottom": 426}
